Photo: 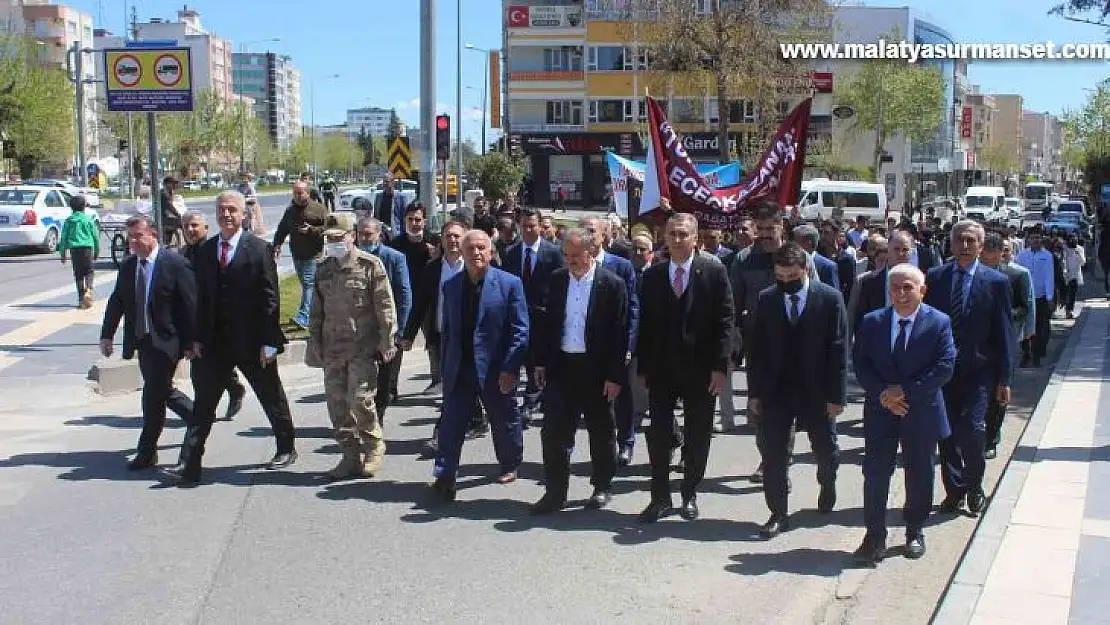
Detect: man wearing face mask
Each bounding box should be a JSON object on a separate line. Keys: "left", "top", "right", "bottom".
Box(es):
{"left": 390, "top": 202, "right": 442, "bottom": 393}
{"left": 729, "top": 203, "right": 792, "bottom": 483}
{"left": 747, "top": 243, "right": 848, "bottom": 538}
{"left": 273, "top": 181, "right": 330, "bottom": 329}
{"left": 357, "top": 217, "right": 412, "bottom": 419}
{"left": 310, "top": 222, "right": 398, "bottom": 479}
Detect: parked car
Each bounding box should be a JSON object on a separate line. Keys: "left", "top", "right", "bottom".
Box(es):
{"left": 339, "top": 179, "right": 419, "bottom": 211}
{"left": 0, "top": 185, "right": 101, "bottom": 252}
{"left": 24, "top": 178, "right": 101, "bottom": 208}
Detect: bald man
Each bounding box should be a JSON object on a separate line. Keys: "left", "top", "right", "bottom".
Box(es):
{"left": 431, "top": 229, "right": 530, "bottom": 501}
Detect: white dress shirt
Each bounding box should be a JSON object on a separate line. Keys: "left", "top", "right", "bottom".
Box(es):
{"left": 437, "top": 255, "right": 465, "bottom": 332}
{"left": 782, "top": 277, "right": 810, "bottom": 319}
{"left": 848, "top": 228, "right": 868, "bottom": 248}
{"left": 561, "top": 265, "right": 595, "bottom": 353}
{"left": 668, "top": 256, "right": 694, "bottom": 295}
{"left": 594, "top": 248, "right": 607, "bottom": 270}
{"left": 891, "top": 307, "right": 919, "bottom": 351}
{"left": 1016, "top": 248, "right": 1055, "bottom": 300}
{"left": 218, "top": 229, "right": 243, "bottom": 264}
{"left": 136, "top": 244, "right": 161, "bottom": 333}
{"left": 521, "top": 237, "right": 541, "bottom": 274}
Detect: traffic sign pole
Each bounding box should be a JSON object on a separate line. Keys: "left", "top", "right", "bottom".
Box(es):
{"left": 148, "top": 112, "right": 161, "bottom": 243}
{"left": 419, "top": 0, "right": 437, "bottom": 211}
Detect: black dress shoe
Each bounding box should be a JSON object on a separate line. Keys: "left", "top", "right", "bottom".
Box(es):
{"left": 267, "top": 450, "right": 298, "bottom": 470}
{"left": 905, "top": 534, "right": 926, "bottom": 559}
{"left": 938, "top": 493, "right": 965, "bottom": 514}
{"left": 984, "top": 447, "right": 998, "bottom": 460}
{"left": 225, "top": 388, "right": 245, "bottom": 420}
{"left": 852, "top": 537, "right": 886, "bottom": 567}
{"left": 162, "top": 464, "right": 200, "bottom": 485}
{"left": 530, "top": 493, "right": 567, "bottom": 515}
{"left": 617, "top": 447, "right": 633, "bottom": 468}
{"left": 638, "top": 499, "right": 672, "bottom": 523}
{"left": 586, "top": 489, "right": 612, "bottom": 509}
{"left": 759, "top": 515, "right": 789, "bottom": 539}
{"left": 680, "top": 496, "right": 699, "bottom": 520}
{"left": 127, "top": 453, "right": 158, "bottom": 471}
{"left": 967, "top": 490, "right": 987, "bottom": 515}
{"left": 750, "top": 465, "right": 764, "bottom": 483}
{"left": 431, "top": 478, "right": 456, "bottom": 502}
{"left": 818, "top": 484, "right": 836, "bottom": 513}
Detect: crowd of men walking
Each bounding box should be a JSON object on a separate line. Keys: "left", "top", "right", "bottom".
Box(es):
{"left": 98, "top": 179, "right": 1086, "bottom": 568}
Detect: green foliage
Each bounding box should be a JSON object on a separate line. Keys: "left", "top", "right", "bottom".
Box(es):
{"left": 0, "top": 36, "right": 76, "bottom": 177}
{"left": 835, "top": 36, "right": 946, "bottom": 176}
{"left": 388, "top": 109, "right": 403, "bottom": 140}
{"left": 465, "top": 152, "right": 524, "bottom": 203}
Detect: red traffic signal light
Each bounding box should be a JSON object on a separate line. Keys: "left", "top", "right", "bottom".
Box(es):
{"left": 436, "top": 114, "right": 451, "bottom": 160}
{"left": 436, "top": 115, "right": 450, "bottom": 130}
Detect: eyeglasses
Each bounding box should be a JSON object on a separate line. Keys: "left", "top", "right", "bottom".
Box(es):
{"left": 891, "top": 284, "right": 919, "bottom": 293}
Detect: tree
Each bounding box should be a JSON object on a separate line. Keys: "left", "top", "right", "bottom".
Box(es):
{"left": 465, "top": 152, "right": 524, "bottom": 203}
{"left": 0, "top": 35, "right": 76, "bottom": 177}
{"left": 977, "top": 142, "right": 1019, "bottom": 185}
{"left": 835, "top": 42, "right": 946, "bottom": 181}
{"left": 635, "top": 0, "right": 829, "bottom": 163}
{"left": 388, "top": 108, "right": 403, "bottom": 140}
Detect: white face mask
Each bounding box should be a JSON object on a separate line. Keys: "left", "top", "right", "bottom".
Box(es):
{"left": 324, "top": 243, "right": 348, "bottom": 259}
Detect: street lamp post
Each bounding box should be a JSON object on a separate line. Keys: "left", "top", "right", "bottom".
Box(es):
{"left": 237, "top": 38, "right": 281, "bottom": 174}
{"left": 310, "top": 73, "right": 341, "bottom": 180}
{"left": 465, "top": 43, "right": 490, "bottom": 155}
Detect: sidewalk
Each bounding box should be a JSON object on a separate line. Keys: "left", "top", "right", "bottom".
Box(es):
{"left": 935, "top": 300, "right": 1110, "bottom": 625}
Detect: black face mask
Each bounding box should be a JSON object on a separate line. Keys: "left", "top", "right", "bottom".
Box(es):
{"left": 777, "top": 278, "right": 804, "bottom": 295}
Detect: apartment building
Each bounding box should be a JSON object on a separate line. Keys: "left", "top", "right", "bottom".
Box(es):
{"left": 4, "top": 1, "right": 99, "bottom": 161}
{"left": 346, "top": 107, "right": 404, "bottom": 138}
{"left": 987, "top": 94, "right": 1023, "bottom": 180}
{"left": 135, "top": 6, "right": 236, "bottom": 106}
{"left": 964, "top": 91, "right": 997, "bottom": 174}
{"left": 1022, "top": 110, "right": 1064, "bottom": 183}
{"left": 232, "top": 51, "right": 304, "bottom": 150}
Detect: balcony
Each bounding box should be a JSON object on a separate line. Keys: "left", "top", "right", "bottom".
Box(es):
{"left": 510, "top": 70, "right": 584, "bottom": 82}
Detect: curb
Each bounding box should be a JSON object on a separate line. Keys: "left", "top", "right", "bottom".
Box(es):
{"left": 89, "top": 339, "right": 307, "bottom": 395}
{"left": 931, "top": 310, "right": 1093, "bottom": 624}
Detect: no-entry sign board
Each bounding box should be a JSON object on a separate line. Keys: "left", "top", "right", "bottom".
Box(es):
{"left": 104, "top": 46, "right": 194, "bottom": 112}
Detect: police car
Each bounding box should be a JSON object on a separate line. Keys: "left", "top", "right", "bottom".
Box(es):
{"left": 0, "top": 185, "right": 101, "bottom": 252}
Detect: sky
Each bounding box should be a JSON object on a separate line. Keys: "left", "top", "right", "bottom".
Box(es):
{"left": 69, "top": 0, "right": 1110, "bottom": 141}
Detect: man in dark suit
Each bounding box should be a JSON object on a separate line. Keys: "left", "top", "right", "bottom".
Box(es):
{"left": 356, "top": 216, "right": 412, "bottom": 419}
{"left": 582, "top": 216, "right": 642, "bottom": 465}
{"left": 179, "top": 211, "right": 245, "bottom": 420}
{"left": 530, "top": 228, "right": 629, "bottom": 514}
{"left": 818, "top": 219, "right": 857, "bottom": 301}
{"left": 636, "top": 213, "right": 735, "bottom": 522}
{"left": 747, "top": 243, "right": 848, "bottom": 538}
{"left": 100, "top": 215, "right": 197, "bottom": 470}
{"left": 925, "top": 220, "right": 1013, "bottom": 516}
{"left": 502, "top": 208, "right": 564, "bottom": 419}
{"left": 701, "top": 228, "right": 737, "bottom": 266}
{"left": 390, "top": 202, "right": 443, "bottom": 394}
{"left": 849, "top": 236, "right": 890, "bottom": 336}
{"left": 431, "top": 229, "right": 530, "bottom": 501}
{"left": 792, "top": 224, "right": 840, "bottom": 290}
{"left": 167, "top": 191, "right": 298, "bottom": 484}
{"left": 853, "top": 264, "right": 956, "bottom": 564}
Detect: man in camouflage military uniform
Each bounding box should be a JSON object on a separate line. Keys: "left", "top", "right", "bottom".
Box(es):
{"left": 310, "top": 219, "right": 398, "bottom": 479}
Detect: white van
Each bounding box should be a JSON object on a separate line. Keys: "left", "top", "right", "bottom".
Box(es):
{"left": 797, "top": 179, "right": 888, "bottom": 223}
{"left": 963, "top": 186, "right": 1006, "bottom": 223}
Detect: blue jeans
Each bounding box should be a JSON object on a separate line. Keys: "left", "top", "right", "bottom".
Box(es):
{"left": 292, "top": 258, "right": 317, "bottom": 326}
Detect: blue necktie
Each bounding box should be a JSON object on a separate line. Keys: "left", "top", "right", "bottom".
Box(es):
{"left": 950, "top": 268, "right": 966, "bottom": 340}
{"left": 523, "top": 247, "right": 533, "bottom": 286}
{"left": 893, "top": 318, "right": 910, "bottom": 366}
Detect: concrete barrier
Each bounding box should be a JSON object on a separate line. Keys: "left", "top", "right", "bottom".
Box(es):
{"left": 91, "top": 339, "right": 308, "bottom": 395}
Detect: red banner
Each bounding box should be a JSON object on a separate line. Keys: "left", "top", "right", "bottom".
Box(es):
{"left": 961, "top": 106, "right": 973, "bottom": 139}
{"left": 642, "top": 95, "right": 812, "bottom": 229}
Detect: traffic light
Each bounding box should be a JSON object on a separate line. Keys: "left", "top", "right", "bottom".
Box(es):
{"left": 436, "top": 114, "right": 450, "bottom": 161}
{"left": 118, "top": 139, "right": 129, "bottom": 151}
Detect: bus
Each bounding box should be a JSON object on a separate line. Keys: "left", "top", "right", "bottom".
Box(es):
{"left": 1023, "top": 182, "right": 1053, "bottom": 213}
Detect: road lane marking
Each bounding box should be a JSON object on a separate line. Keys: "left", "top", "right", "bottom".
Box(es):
{"left": 0, "top": 298, "right": 107, "bottom": 374}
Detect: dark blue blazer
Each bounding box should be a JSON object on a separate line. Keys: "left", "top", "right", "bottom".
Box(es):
{"left": 924, "top": 262, "right": 1014, "bottom": 386}
{"left": 813, "top": 252, "right": 840, "bottom": 291}
{"left": 853, "top": 304, "right": 956, "bottom": 441}
{"left": 602, "top": 252, "right": 641, "bottom": 354}
{"left": 367, "top": 244, "right": 412, "bottom": 338}
{"left": 502, "top": 238, "right": 564, "bottom": 316}
{"left": 440, "top": 267, "right": 530, "bottom": 397}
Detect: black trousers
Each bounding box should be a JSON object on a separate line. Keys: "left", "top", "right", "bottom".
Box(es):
{"left": 645, "top": 372, "right": 715, "bottom": 502}
{"left": 939, "top": 372, "right": 990, "bottom": 498}
{"left": 376, "top": 350, "right": 403, "bottom": 423}
{"left": 171, "top": 366, "right": 245, "bottom": 420}
{"left": 1064, "top": 280, "right": 1080, "bottom": 313}
{"left": 323, "top": 192, "right": 336, "bottom": 211}
{"left": 985, "top": 394, "right": 1007, "bottom": 451}
{"left": 1022, "top": 297, "right": 1052, "bottom": 360}
{"left": 540, "top": 354, "right": 617, "bottom": 497}
{"left": 136, "top": 338, "right": 190, "bottom": 457}
{"left": 69, "top": 247, "right": 94, "bottom": 298}
{"left": 183, "top": 350, "right": 296, "bottom": 467}
{"left": 759, "top": 397, "right": 839, "bottom": 517}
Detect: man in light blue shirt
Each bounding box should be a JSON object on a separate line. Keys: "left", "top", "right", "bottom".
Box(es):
{"left": 1015, "top": 227, "right": 1055, "bottom": 367}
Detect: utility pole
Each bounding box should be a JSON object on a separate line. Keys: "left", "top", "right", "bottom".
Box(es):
{"left": 126, "top": 5, "right": 137, "bottom": 198}
{"left": 419, "top": 0, "right": 437, "bottom": 210}
{"left": 66, "top": 42, "right": 90, "bottom": 186}
{"left": 455, "top": 0, "right": 463, "bottom": 213}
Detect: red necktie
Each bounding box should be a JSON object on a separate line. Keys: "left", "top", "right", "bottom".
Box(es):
{"left": 220, "top": 241, "right": 230, "bottom": 268}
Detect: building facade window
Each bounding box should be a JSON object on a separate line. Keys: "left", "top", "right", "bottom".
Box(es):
{"left": 587, "top": 45, "right": 632, "bottom": 71}
{"left": 543, "top": 47, "right": 583, "bottom": 72}
{"left": 546, "top": 100, "right": 583, "bottom": 125}
{"left": 708, "top": 99, "right": 755, "bottom": 124}
{"left": 671, "top": 98, "right": 704, "bottom": 123}
{"left": 589, "top": 99, "right": 635, "bottom": 123}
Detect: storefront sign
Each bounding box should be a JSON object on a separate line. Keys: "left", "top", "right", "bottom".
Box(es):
{"left": 961, "top": 106, "right": 973, "bottom": 138}
{"left": 519, "top": 132, "right": 750, "bottom": 159}
{"left": 510, "top": 5, "right": 583, "bottom": 28}
{"left": 811, "top": 72, "right": 833, "bottom": 93}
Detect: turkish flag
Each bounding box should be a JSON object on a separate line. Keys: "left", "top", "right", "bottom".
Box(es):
{"left": 508, "top": 6, "right": 529, "bottom": 27}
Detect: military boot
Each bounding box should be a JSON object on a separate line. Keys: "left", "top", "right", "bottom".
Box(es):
{"left": 326, "top": 444, "right": 362, "bottom": 480}
{"left": 361, "top": 439, "right": 386, "bottom": 477}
